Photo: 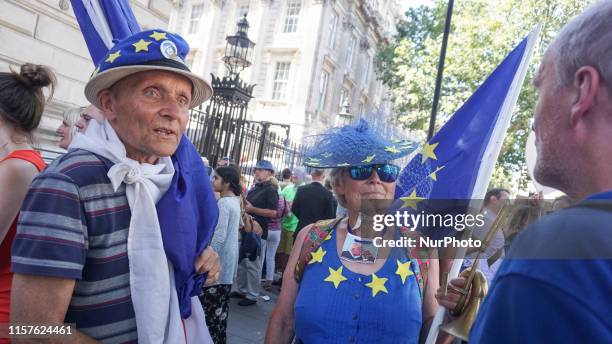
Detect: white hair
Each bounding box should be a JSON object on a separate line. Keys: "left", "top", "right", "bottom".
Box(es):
{"left": 329, "top": 167, "right": 347, "bottom": 207}
{"left": 549, "top": 0, "right": 612, "bottom": 90}
{"left": 61, "top": 106, "right": 84, "bottom": 143}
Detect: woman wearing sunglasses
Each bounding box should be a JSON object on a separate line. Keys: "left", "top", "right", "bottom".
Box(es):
{"left": 266, "top": 120, "right": 459, "bottom": 344}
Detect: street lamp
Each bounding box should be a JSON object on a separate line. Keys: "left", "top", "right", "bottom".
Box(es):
{"left": 222, "top": 15, "right": 256, "bottom": 77}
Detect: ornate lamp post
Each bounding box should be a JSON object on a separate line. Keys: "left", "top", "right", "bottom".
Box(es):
{"left": 188, "top": 15, "right": 256, "bottom": 165}
{"left": 223, "top": 15, "right": 255, "bottom": 78}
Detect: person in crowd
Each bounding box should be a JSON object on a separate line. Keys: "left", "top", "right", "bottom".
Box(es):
{"left": 276, "top": 168, "right": 306, "bottom": 280}
{"left": 201, "top": 166, "right": 242, "bottom": 344}
{"left": 55, "top": 106, "right": 83, "bottom": 149}
{"left": 291, "top": 168, "right": 336, "bottom": 241}
{"left": 262, "top": 177, "right": 289, "bottom": 291}
{"left": 279, "top": 167, "right": 292, "bottom": 190}
{"left": 10, "top": 30, "right": 220, "bottom": 343}
{"left": 233, "top": 160, "right": 279, "bottom": 306}
{"left": 0, "top": 64, "right": 54, "bottom": 335}
{"left": 462, "top": 188, "right": 510, "bottom": 284}
{"left": 551, "top": 194, "right": 573, "bottom": 212}
{"left": 217, "top": 156, "right": 230, "bottom": 167}
{"left": 502, "top": 204, "right": 542, "bottom": 253}
{"left": 471, "top": 2, "right": 612, "bottom": 341}
{"left": 74, "top": 104, "right": 104, "bottom": 133}
{"left": 266, "top": 120, "right": 463, "bottom": 343}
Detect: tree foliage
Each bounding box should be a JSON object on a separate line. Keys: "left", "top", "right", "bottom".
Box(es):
{"left": 376, "top": 0, "right": 592, "bottom": 192}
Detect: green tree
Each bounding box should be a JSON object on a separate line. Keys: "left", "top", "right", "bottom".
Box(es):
{"left": 377, "top": 0, "right": 592, "bottom": 193}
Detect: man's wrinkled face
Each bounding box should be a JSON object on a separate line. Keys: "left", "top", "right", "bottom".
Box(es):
{"left": 99, "top": 70, "right": 192, "bottom": 164}
{"left": 532, "top": 54, "right": 574, "bottom": 189}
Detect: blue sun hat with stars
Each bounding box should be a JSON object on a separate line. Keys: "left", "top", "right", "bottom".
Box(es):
{"left": 303, "top": 119, "right": 418, "bottom": 168}
{"left": 84, "top": 29, "right": 212, "bottom": 109}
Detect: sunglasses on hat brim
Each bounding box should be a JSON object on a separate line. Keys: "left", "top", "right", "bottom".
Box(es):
{"left": 348, "top": 164, "right": 400, "bottom": 183}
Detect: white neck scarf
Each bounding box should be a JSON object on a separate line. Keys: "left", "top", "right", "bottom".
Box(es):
{"left": 70, "top": 120, "right": 211, "bottom": 344}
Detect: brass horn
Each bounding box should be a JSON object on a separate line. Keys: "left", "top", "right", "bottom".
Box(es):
{"left": 439, "top": 203, "right": 512, "bottom": 341}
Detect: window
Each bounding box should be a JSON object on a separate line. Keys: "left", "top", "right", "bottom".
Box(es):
{"left": 338, "top": 88, "right": 349, "bottom": 113}
{"left": 327, "top": 12, "right": 338, "bottom": 48}
{"left": 283, "top": 0, "right": 301, "bottom": 33}
{"left": 318, "top": 71, "right": 329, "bottom": 111}
{"left": 272, "top": 62, "right": 291, "bottom": 100}
{"left": 363, "top": 54, "right": 371, "bottom": 85}
{"left": 236, "top": 3, "right": 249, "bottom": 21}
{"left": 346, "top": 35, "right": 356, "bottom": 68}
{"left": 189, "top": 4, "right": 204, "bottom": 34}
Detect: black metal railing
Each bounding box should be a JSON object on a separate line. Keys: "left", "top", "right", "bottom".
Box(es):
{"left": 185, "top": 105, "right": 307, "bottom": 183}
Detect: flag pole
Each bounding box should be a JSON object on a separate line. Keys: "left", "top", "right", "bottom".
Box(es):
{"left": 424, "top": 23, "right": 542, "bottom": 344}
{"left": 427, "top": 0, "right": 454, "bottom": 141}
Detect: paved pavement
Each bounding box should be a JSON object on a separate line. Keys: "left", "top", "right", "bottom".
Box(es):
{"left": 227, "top": 286, "right": 280, "bottom": 344}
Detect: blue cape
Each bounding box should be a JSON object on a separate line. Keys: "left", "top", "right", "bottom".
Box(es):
{"left": 156, "top": 135, "right": 218, "bottom": 318}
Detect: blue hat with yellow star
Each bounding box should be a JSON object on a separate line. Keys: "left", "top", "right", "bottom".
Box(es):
{"left": 85, "top": 29, "right": 212, "bottom": 109}
{"left": 303, "top": 119, "right": 418, "bottom": 168}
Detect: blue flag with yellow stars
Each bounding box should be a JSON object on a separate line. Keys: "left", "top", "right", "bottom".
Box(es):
{"left": 394, "top": 34, "right": 529, "bottom": 236}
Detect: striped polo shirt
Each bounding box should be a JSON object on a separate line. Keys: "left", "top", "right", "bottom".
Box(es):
{"left": 12, "top": 149, "right": 137, "bottom": 343}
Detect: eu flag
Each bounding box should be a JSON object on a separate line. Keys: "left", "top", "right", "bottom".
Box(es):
{"left": 395, "top": 35, "right": 529, "bottom": 205}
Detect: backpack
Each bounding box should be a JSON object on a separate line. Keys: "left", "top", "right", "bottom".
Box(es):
{"left": 294, "top": 218, "right": 429, "bottom": 300}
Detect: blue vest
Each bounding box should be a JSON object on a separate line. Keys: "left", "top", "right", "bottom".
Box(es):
{"left": 294, "top": 227, "right": 422, "bottom": 344}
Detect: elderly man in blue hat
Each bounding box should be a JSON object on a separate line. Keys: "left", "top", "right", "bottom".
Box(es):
{"left": 11, "top": 30, "right": 220, "bottom": 343}
{"left": 231, "top": 159, "right": 279, "bottom": 306}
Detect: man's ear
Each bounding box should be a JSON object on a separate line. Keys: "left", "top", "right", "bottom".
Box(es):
{"left": 570, "top": 66, "right": 600, "bottom": 128}
{"left": 97, "top": 89, "right": 115, "bottom": 121}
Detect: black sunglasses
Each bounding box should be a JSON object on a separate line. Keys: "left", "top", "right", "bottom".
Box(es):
{"left": 348, "top": 164, "right": 400, "bottom": 183}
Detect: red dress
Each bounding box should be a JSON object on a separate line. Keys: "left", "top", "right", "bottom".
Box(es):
{"left": 0, "top": 150, "right": 45, "bottom": 324}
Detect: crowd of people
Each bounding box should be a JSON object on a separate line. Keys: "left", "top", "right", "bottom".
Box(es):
{"left": 0, "top": 1, "right": 611, "bottom": 343}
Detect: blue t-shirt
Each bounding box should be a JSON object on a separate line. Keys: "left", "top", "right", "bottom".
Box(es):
{"left": 470, "top": 191, "right": 612, "bottom": 343}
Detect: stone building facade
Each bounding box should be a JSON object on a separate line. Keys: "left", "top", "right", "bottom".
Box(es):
{"left": 0, "top": 0, "right": 176, "bottom": 156}
{"left": 171, "top": 0, "right": 404, "bottom": 140}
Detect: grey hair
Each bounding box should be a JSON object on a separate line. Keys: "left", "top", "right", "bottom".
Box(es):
{"left": 329, "top": 167, "right": 347, "bottom": 207}
{"left": 548, "top": 0, "right": 612, "bottom": 89}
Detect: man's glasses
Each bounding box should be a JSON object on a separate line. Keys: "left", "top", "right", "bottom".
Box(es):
{"left": 348, "top": 164, "right": 400, "bottom": 183}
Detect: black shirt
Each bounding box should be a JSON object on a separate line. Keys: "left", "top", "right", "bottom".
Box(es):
{"left": 246, "top": 181, "right": 279, "bottom": 240}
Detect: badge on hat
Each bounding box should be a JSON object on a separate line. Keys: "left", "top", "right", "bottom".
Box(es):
{"left": 160, "top": 40, "right": 178, "bottom": 59}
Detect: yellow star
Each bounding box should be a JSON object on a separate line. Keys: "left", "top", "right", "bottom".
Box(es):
{"left": 385, "top": 146, "right": 401, "bottom": 154}
{"left": 337, "top": 162, "right": 350, "bottom": 167}
{"left": 308, "top": 247, "right": 326, "bottom": 264}
{"left": 324, "top": 266, "right": 347, "bottom": 288}
{"left": 324, "top": 233, "right": 332, "bottom": 241}
{"left": 400, "top": 190, "right": 425, "bottom": 210}
{"left": 321, "top": 152, "right": 333, "bottom": 158}
{"left": 91, "top": 65, "right": 100, "bottom": 77}
{"left": 149, "top": 31, "right": 167, "bottom": 41}
{"left": 132, "top": 39, "right": 152, "bottom": 52}
{"left": 395, "top": 260, "right": 414, "bottom": 284}
{"left": 429, "top": 165, "right": 446, "bottom": 181}
{"left": 105, "top": 50, "right": 121, "bottom": 63}
{"left": 421, "top": 141, "right": 439, "bottom": 164}
{"left": 365, "top": 273, "right": 388, "bottom": 297}
{"left": 362, "top": 154, "right": 375, "bottom": 163}
{"left": 308, "top": 158, "right": 320, "bottom": 163}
